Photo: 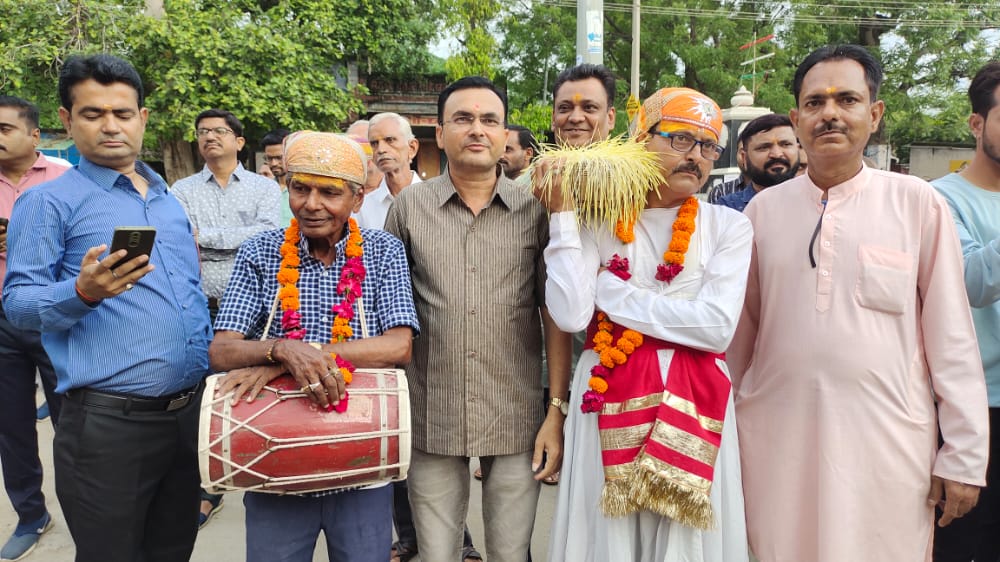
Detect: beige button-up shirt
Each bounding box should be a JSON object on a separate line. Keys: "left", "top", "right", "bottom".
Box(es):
{"left": 385, "top": 168, "right": 548, "bottom": 456}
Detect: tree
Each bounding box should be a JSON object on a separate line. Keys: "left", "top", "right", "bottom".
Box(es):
{"left": 498, "top": 0, "right": 1000, "bottom": 163}
{"left": 0, "top": 0, "right": 439, "bottom": 181}
{"left": 440, "top": 0, "right": 502, "bottom": 80}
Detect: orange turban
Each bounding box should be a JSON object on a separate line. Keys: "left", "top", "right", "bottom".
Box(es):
{"left": 630, "top": 87, "right": 725, "bottom": 143}
{"left": 283, "top": 131, "right": 367, "bottom": 187}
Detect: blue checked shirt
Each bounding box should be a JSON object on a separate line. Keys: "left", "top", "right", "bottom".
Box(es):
{"left": 215, "top": 226, "right": 420, "bottom": 347}
{"left": 214, "top": 225, "right": 420, "bottom": 497}
{"left": 3, "top": 158, "right": 212, "bottom": 396}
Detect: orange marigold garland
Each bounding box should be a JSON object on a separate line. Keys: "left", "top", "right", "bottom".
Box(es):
{"left": 656, "top": 196, "right": 698, "bottom": 283}
{"left": 277, "top": 218, "right": 364, "bottom": 412}
{"left": 581, "top": 312, "right": 644, "bottom": 413}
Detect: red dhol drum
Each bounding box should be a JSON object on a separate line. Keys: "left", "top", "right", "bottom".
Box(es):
{"left": 199, "top": 369, "right": 410, "bottom": 494}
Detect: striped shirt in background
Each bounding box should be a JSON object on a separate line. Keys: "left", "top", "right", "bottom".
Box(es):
{"left": 171, "top": 163, "right": 281, "bottom": 300}
{"left": 385, "top": 169, "right": 548, "bottom": 457}
{"left": 3, "top": 158, "right": 211, "bottom": 396}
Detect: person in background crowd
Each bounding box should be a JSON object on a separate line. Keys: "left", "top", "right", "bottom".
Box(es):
{"left": 0, "top": 94, "right": 68, "bottom": 562}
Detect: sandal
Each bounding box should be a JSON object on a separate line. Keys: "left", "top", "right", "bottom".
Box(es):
{"left": 390, "top": 541, "right": 418, "bottom": 562}
{"left": 542, "top": 471, "right": 560, "bottom": 485}
{"left": 462, "top": 545, "right": 483, "bottom": 561}
{"left": 198, "top": 496, "right": 224, "bottom": 530}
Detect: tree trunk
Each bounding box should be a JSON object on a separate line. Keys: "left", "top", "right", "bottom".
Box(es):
{"left": 162, "top": 137, "right": 196, "bottom": 185}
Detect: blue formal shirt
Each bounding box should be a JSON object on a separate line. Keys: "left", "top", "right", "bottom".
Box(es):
{"left": 215, "top": 226, "right": 420, "bottom": 343}
{"left": 2, "top": 157, "right": 211, "bottom": 396}
{"left": 716, "top": 184, "right": 758, "bottom": 212}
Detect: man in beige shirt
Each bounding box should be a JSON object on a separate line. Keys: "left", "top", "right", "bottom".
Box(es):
{"left": 385, "top": 76, "right": 570, "bottom": 562}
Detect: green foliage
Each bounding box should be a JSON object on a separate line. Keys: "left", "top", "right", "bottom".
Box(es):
{"left": 440, "top": 0, "right": 501, "bottom": 80}
{"left": 509, "top": 102, "right": 552, "bottom": 140}
{"left": 0, "top": 0, "right": 438, "bottom": 166}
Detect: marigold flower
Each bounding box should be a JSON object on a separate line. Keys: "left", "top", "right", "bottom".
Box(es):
{"left": 621, "top": 330, "right": 644, "bottom": 347}
{"left": 281, "top": 296, "right": 300, "bottom": 310}
{"left": 608, "top": 348, "right": 627, "bottom": 365}
{"left": 599, "top": 349, "right": 617, "bottom": 368}
{"left": 589, "top": 376, "right": 609, "bottom": 394}
{"left": 277, "top": 269, "right": 300, "bottom": 285}
{"left": 615, "top": 219, "right": 635, "bottom": 243}
{"left": 340, "top": 367, "right": 353, "bottom": 384}
{"left": 616, "top": 338, "right": 636, "bottom": 354}
{"left": 592, "top": 331, "right": 614, "bottom": 347}
{"left": 663, "top": 251, "right": 686, "bottom": 265}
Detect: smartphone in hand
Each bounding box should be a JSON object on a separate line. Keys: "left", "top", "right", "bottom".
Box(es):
{"left": 109, "top": 227, "right": 156, "bottom": 270}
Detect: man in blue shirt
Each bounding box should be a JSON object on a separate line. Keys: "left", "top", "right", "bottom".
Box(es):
{"left": 931, "top": 61, "right": 1000, "bottom": 562}
{"left": 209, "top": 131, "right": 419, "bottom": 562}
{"left": 2, "top": 54, "right": 211, "bottom": 562}
{"left": 716, "top": 113, "right": 801, "bottom": 212}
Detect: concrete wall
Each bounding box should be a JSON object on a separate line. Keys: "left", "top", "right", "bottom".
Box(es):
{"left": 909, "top": 145, "right": 974, "bottom": 181}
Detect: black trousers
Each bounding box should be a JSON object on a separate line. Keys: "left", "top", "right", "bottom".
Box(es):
{"left": 933, "top": 407, "right": 1000, "bottom": 562}
{"left": 0, "top": 309, "right": 61, "bottom": 529}
{"left": 54, "top": 385, "right": 202, "bottom": 562}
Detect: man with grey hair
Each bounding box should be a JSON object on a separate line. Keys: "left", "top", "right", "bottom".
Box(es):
{"left": 356, "top": 112, "right": 420, "bottom": 229}
{"left": 346, "top": 120, "right": 383, "bottom": 195}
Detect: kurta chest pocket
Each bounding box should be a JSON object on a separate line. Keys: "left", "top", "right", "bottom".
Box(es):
{"left": 855, "top": 244, "right": 913, "bottom": 315}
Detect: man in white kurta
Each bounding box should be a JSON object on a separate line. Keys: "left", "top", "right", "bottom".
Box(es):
{"left": 542, "top": 88, "right": 751, "bottom": 562}
{"left": 727, "top": 45, "right": 989, "bottom": 562}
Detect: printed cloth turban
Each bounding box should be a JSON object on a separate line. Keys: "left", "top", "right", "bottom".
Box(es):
{"left": 630, "top": 87, "right": 725, "bottom": 144}
{"left": 283, "top": 131, "right": 367, "bottom": 186}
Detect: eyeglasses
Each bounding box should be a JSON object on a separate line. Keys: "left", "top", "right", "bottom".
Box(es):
{"left": 264, "top": 155, "right": 284, "bottom": 163}
{"left": 657, "top": 132, "right": 724, "bottom": 161}
{"left": 442, "top": 114, "right": 504, "bottom": 130}
{"left": 196, "top": 127, "right": 235, "bottom": 138}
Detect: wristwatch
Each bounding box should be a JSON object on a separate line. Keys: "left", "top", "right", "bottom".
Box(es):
{"left": 548, "top": 396, "right": 569, "bottom": 416}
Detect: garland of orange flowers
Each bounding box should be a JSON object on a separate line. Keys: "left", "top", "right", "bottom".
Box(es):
{"left": 583, "top": 198, "right": 698, "bottom": 413}
{"left": 581, "top": 312, "right": 644, "bottom": 413}
{"left": 613, "top": 196, "right": 698, "bottom": 284}
{"left": 277, "top": 217, "right": 364, "bottom": 413}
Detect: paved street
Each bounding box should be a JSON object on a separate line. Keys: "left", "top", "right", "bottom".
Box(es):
{"left": 0, "top": 390, "right": 557, "bottom": 561}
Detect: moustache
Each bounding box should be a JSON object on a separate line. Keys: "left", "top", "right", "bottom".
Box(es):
{"left": 765, "top": 157, "right": 791, "bottom": 170}
{"left": 813, "top": 122, "right": 848, "bottom": 136}
{"left": 672, "top": 163, "right": 703, "bottom": 179}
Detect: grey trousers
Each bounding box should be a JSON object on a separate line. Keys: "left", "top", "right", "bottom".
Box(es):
{"left": 408, "top": 447, "right": 540, "bottom": 562}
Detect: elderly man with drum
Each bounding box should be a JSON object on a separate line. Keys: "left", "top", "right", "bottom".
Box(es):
{"left": 207, "top": 131, "right": 420, "bottom": 562}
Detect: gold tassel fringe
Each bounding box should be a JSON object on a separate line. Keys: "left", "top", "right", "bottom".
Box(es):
{"left": 600, "top": 467, "right": 716, "bottom": 530}
{"left": 526, "top": 136, "right": 664, "bottom": 230}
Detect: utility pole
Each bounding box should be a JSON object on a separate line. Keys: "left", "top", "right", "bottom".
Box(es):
{"left": 630, "top": 0, "right": 640, "bottom": 99}
{"left": 576, "top": 0, "right": 604, "bottom": 65}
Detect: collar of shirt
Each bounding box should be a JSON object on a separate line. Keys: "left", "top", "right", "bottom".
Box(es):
{"left": 431, "top": 165, "right": 515, "bottom": 211}
{"left": 78, "top": 157, "right": 168, "bottom": 196}
{"left": 0, "top": 152, "right": 68, "bottom": 189}
{"left": 804, "top": 163, "right": 870, "bottom": 205}
{"left": 197, "top": 161, "right": 251, "bottom": 186}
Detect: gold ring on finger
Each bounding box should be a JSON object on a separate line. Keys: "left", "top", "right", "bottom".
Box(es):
{"left": 111, "top": 270, "right": 120, "bottom": 279}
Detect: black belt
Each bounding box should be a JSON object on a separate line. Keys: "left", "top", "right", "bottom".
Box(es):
{"left": 207, "top": 297, "right": 220, "bottom": 310}
{"left": 64, "top": 384, "right": 200, "bottom": 413}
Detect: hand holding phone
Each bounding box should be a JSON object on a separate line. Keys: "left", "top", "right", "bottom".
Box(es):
{"left": 109, "top": 227, "right": 156, "bottom": 270}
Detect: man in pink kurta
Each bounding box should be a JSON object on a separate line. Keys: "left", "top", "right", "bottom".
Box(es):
{"left": 727, "top": 45, "right": 990, "bottom": 562}
{"left": 0, "top": 95, "right": 69, "bottom": 560}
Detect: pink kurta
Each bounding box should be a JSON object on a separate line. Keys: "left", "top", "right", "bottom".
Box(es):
{"left": 727, "top": 166, "right": 989, "bottom": 562}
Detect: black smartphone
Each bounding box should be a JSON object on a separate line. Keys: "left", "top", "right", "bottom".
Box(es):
{"left": 109, "top": 227, "right": 156, "bottom": 270}
{"left": 0, "top": 217, "right": 8, "bottom": 229}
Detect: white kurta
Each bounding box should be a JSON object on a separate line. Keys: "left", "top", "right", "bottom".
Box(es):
{"left": 545, "top": 204, "right": 753, "bottom": 562}
{"left": 727, "top": 167, "right": 990, "bottom": 562}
